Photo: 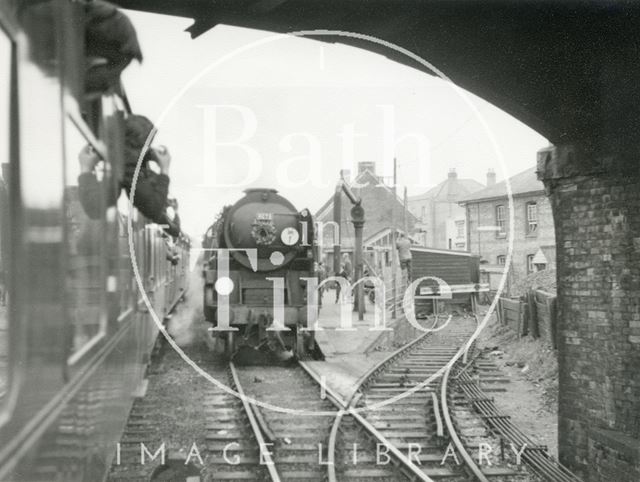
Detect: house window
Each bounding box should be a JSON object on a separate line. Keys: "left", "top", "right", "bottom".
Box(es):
{"left": 496, "top": 205, "right": 506, "bottom": 236}
{"left": 527, "top": 254, "right": 535, "bottom": 273}
{"left": 455, "top": 220, "right": 464, "bottom": 238}
{"left": 526, "top": 202, "right": 538, "bottom": 234}
{"left": 497, "top": 255, "right": 506, "bottom": 266}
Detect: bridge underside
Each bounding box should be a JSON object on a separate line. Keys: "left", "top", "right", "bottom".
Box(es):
{"left": 115, "top": 1, "right": 640, "bottom": 480}
{"left": 116, "top": 0, "right": 640, "bottom": 153}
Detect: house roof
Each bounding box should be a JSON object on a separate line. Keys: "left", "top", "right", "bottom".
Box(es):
{"left": 364, "top": 227, "right": 420, "bottom": 246}
{"left": 410, "top": 176, "right": 485, "bottom": 203}
{"left": 315, "top": 168, "right": 418, "bottom": 223}
{"left": 458, "top": 166, "right": 544, "bottom": 203}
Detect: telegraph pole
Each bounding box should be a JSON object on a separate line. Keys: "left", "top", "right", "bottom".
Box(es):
{"left": 391, "top": 157, "right": 397, "bottom": 320}
{"left": 403, "top": 186, "right": 408, "bottom": 235}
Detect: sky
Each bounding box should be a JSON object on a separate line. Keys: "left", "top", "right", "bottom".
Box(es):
{"left": 0, "top": 33, "right": 9, "bottom": 170}
{"left": 121, "top": 10, "right": 548, "bottom": 238}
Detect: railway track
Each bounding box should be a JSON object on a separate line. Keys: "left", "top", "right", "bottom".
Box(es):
{"left": 451, "top": 356, "right": 582, "bottom": 482}
{"left": 234, "top": 363, "right": 406, "bottom": 481}
{"left": 112, "top": 312, "right": 574, "bottom": 481}
{"left": 230, "top": 314, "right": 532, "bottom": 482}
{"left": 110, "top": 358, "right": 277, "bottom": 482}
{"left": 338, "top": 314, "right": 531, "bottom": 482}
{"left": 351, "top": 317, "right": 479, "bottom": 480}
{"left": 202, "top": 363, "right": 278, "bottom": 481}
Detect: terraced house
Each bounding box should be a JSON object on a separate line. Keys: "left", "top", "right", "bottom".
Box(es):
{"left": 408, "top": 168, "right": 486, "bottom": 251}
{"left": 459, "top": 166, "right": 556, "bottom": 294}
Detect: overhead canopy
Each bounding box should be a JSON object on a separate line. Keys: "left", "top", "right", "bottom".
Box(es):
{"left": 114, "top": 0, "right": 640, "bottom": 157}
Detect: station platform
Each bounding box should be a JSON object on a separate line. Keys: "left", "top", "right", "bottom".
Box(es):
{"left": 305, "top": 290, "right": 400, "bottom": 401}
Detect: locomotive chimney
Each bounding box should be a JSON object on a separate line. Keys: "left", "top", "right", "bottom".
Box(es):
{"left": 486, "top": 168, "right": 496, "bottom": 186}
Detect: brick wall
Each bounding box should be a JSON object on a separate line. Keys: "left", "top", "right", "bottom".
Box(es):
{"left": 316, "top": 171, "right": 416, "bottom": 252}
{"left": 588, "top": 428, "right": 640, "bottom": 482}
{"left": 466, "top": 193, "right": 556, "bottom": 289}
{"left": 548, "top": 171, "right": 640, "bottom": 481}
{"left": 409, "top": 198, "right": 467, "bottom": 249}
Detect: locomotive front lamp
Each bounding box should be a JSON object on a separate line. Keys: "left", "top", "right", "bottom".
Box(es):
{"left": 270, "top": 251, "right": 285, "bottom": 266}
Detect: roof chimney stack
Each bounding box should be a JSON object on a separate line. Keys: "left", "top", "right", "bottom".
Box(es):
{"left": 448, "top": 168, "right": 457, "bottom": 179}
{"left": 340, "top": 169, "right": 351, "bottom": 183}
{"left": 487, "top": 168, "right": 496, "bottom": 186}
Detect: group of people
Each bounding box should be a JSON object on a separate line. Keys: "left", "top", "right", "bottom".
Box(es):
{"left": 313, "top": 254, "right": 351, "bottom": 305}
{"left": 396, "top": 232, "right": 413, "bottom": 282}
{"left": 78, "top": 116, "right": 179, "bottom": 227}
{"left": 335, "top": 254, "right": 352, "bottom": 303}
{"left": 314, "top": 232, "right": 413, "bottom": 306}
{"left": 75, "top": 1, "right": 184, "bottom": 263}
{"left": 77, "top": 115, "right": 184, "bottom": 263}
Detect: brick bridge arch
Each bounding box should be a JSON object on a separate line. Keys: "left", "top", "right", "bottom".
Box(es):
{"left": 116, "top": 2, "right": 640, "bottom": 479}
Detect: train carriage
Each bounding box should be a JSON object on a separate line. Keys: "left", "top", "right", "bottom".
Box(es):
{"left": 0, "top": 2, "right": 189, "bottom": 481}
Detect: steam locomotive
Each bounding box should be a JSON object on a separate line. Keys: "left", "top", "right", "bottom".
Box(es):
{"left": 203, "top": 189, "right": 319, "bottom": 361}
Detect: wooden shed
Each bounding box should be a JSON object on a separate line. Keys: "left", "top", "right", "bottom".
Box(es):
{"left": 409, "top": 247, "right": 488, "bottom": 315}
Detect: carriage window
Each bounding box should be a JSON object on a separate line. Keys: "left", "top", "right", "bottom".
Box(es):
{"left": 116, "top": 193, "right": 135, "bottom": 317}
{"left": 64, "top": 118, "right": 107, "bottom": 363}
{"left": 0, "top": 28, "right": 12, "bottom": 401}
{"left": 102, "top": 96, "right": 136, "bottom": 319}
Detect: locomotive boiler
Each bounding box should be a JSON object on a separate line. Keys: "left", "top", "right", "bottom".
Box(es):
{"left": 203, "top": 188, "right": 319, "bottom": 361}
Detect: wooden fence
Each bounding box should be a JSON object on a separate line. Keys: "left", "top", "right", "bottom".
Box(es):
{"left": 496, "top": 289, "right": 558, "bottom": 348}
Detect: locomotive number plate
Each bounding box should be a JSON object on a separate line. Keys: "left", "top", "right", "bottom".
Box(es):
{"left": 256, "top": 212, "right": 273, "bottom": 221}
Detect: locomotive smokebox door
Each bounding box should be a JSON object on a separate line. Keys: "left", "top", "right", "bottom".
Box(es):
{"left": 224, "top": 189, "right": 302, "bottom": 272}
